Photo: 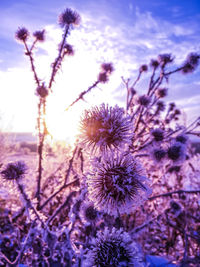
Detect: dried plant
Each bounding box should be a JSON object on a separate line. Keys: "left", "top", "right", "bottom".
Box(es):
{"left": 0, "top": 7, "right": 200, "bottom": 267}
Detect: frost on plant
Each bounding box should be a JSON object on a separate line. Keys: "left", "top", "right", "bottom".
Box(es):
{"left": 87, "top": 151, "right": 151, "bottom": 216}
{"left": 80, "top": 104, "right": 133, "bottom": 153}
{"left": 83, "top": 227, "right": 145, "bottom": 267}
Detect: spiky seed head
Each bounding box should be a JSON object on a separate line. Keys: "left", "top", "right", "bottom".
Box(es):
{"left": 101, "top": 63, "right": 114, "bottom": 74}
{"left": 83, "top": 227, "right": 145, "bottom": 267}
{"left": 138, "top": 95, "right": 151, "bottom": 106}
{"left": 1, "top": 161, "right": 27, "bottom": 181}
{"left": 80, "top": 104, "right": 133, "bottom": 153}
{"left": 151, "top": 128, "right": 164, "bottom": 142}
{"left": 98, "top": 72, "right": 109, "bottom": 83}
{"left": 33, "top": 30, "right": 45, "bottom": 42}
{"left": 175, "top": 134, "right": 188, "bottom": 144}
{"left": 139, "top": 64, "right": 148, "bottom": 72}
{"left": 152, "top": 148, "right": 166, "bottom": 162}
{"left": 63, "top": 44, "right": 74, "bottom": 56}
{"left": 58, "top": 8, "right": 81, "bottom": 27}
{"left": 87, "top": 151, "right": 151, "bottom": 216}
{"left": 36, "top": 84, "right": 48, "bottom": 98}
{"left": 167, "top": 142, "right": 186, "bottom": 162}
{"left": 15, "top": 27, "right": 29, "bottom": 42}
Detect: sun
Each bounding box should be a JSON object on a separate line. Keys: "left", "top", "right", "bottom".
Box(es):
{"left": 45, "top": 99, "right": 83, "bottom": 144}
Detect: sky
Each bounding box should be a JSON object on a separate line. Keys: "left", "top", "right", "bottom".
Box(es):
{"left": 0, "top": 0, "right": 200, "bottom": 141}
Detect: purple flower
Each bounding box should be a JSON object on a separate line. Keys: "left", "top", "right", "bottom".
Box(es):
{"left": 158, "top": 53, "right": 173, "bottom": 66}
{"left": 138, "top": 95, "right": 151, "bottom": 106}
{"left": 151, "top": 129, "right": 164, "bottom": 142}
{"left": 156, "top": 88, "right": 168, "bottom": 98}
{"left": 63, "top": 44, "right": 74, "bottom": 56}
{"left": 83, "top": 227, "right": 145, "bottom": 267}
{"left": 167, "top": 142, "right": 186, "bottom": 162}
{"left": 150, "top": 59, "right": 159, "bottom": 68}
{"left": 182, "top": 52, "right": 200, "bottom": 74}
{"left": 152, "top": 148, "right": 166, "bottom": 162}
{"left": 139, "top": 64, "right": 148, "bottom": 72}
{"left": 80, "top": 104, "right": 133, "bottom": 152}
{"left": 87, "top": 151, "right": 151, "bottom": 216}
{"left": 58, "top": 8, "right": 80, "bottom": 27}
{"left": 36, "top": 84, "right": 48, "bottom": 98}
{"left": 15, "top": 27, "right": 29, "bottom": 42}
{"left": 175, "top": 134, "right": 188, "bottom": 144}
{"left": 33, "top": 30, "right": 45, "bottom": 42}
{"left": 101, "top": 63, "right": 114, "bottom": 74}
{"left": 1, "top": 161, "right": 27, "bottom": 181}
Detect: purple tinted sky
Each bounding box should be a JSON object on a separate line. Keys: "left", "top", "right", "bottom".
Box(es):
{"left": 0, "top": 0, "right": 199, "bottom": 134}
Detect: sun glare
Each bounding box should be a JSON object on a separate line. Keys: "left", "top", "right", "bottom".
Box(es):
{"left": 46, "top": 103, "right": 82, "bottom": 144}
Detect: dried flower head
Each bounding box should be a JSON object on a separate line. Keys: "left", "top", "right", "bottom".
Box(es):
{"left": 158, "top": 53, "right": 173, "bottom": 66}
{"left": 36, "top": 84, "right": 49, "bottom": 98}
{"left": 182, "top": 52, "right": 200, "bottom": 74}
{"left": 63, "top": 44, "right": 74, "bottom": 56}
{"left": 1, "top": 161, "right": 27, "bottom": 181}
{"left": 152, "top": 148, "right": 166, "bottom": 162}
{"left": 156, "top": 101, "right": 165, "bottom": 112}
{"left": 138, "top": 95, "right": 151, "bottom": 106}
{"left": 87, "top": 151, "right": 150, "bottom": 216}
{"left": 80, "top": 200, "right": 99, "bottom": 223}
{"left": 98, "top": 72, "right": 109, "bottom": 83}
{"left": 175, "top": 134, "right": 188, "bottom": 144}
{"left": 83, "top": 227, "right": 145, "bottom": 267}
{"left": 150, "top": 59, "right": 159, "bottom": 68}
{"left": 101, "top": 63, "right": 114, "bottom": 74}
{"left": 15, "top": 27, "right": 29, "bottom": 42}
{"left": 151, "top": 128, "right": 164, "bottom": 142}
{"left": 58, "top": 8, "right": 80, "bottom": 27}
{"left": 80, "top": 104, "right": 133, "bottom": 152}
{"left": 167, "top": 142, "right": 186, "bottom": 162}
{"left": 33, "top": 30, "right": 45, "bottom": 42}
{"left": 139, "top": 64, "right": 148, "bottom": 72}
{"left": 156, "top": 88, "right": 168, "bottom": 98}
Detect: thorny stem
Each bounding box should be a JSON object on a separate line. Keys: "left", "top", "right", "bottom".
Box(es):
{"left": 23, "top": 40, "right": 40, "bottom": 86}
{"left": 0, "top": 220, "right": 36, "bottom": 266}
{"left": 48, "top": 25, "right": 70, "bottom": 89}
{"left": 65, "top": 80, "right": 99, "bottom": 110}
{"left": 38, "top": 146, "right": 78, "bottom": 210}
{"left": 46, "top": 191, "right": 77, "bottom": 225}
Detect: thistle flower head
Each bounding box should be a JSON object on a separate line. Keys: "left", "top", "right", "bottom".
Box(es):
{"left": 167, "top": 142, "right": 186, "bottom": 162}
{"left": 15, "top": 27, "right": 29, "bottom": 42}
{"left": 156, "top": 88, "right": 168, "bottom": 98}
{"left": 98, "top": 72, "right": 109, "bottom": 83}
{"left": 158, "top": 53, "right": 173, "bottom": 66}
{"left": 58, "top": 8, "right": 80, "bottom": 27}
{"left": 36, "top": 84, "right": 48, "bottom": 98}
{"left": 63, "top": 43, "right": 74, "bottom": 56}
{"left": 33, "top": 29, "right": 45, "bottom": 42}
{"left": 1, "top": 161, "right": 27, "bottom": 181}
{"left": 150, "top": 59, "right": 159, "bottom": 68}
{"left": 87, "top": 151, "right": 151, "bottom": 216}
{"left": 138, "top": 95, "right": 151, "bottom": 106}
{"left": 83, "top": 227, "right": 145, "bottom": 267}
{"left": 80, "top": 104, "right": 133, "bottom": 153}
{"left": 101, "top": 63, "right": 114, "bottom": 74}
{"left": 156, "top": 101, "right": 165, "bottom": 111}
{"left": 80, "top": 200, "right": 99, "bottom": 223}
{"left": 139, "top": 64, "right": 148, "bottom": 72}
{"left": 182, "top": 52, "right": 200, "bottom": 74}
{"left": 152, "top": 148, "right": 166, "bottom": 162}
{"left": 151, "top": 128, "right": 164, "bottom": 142}
{"left": 175, "top": 134, "right": 188, "bottom": 144}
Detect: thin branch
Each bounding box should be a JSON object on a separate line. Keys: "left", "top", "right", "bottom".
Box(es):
{"left": 148, "top": 189, "right": 200, "bottom": 201}
{"left": 65, "top": 80, "right": 99, "bottom": 111}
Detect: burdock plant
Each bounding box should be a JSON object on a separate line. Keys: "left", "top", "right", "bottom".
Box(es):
{"left": 0, "top": 5, "right": 198, "bottom": 267}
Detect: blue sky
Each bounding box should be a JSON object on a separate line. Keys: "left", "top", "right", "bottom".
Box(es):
{"left": 0, "top": 0, "right": 200, "bottom": 139}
